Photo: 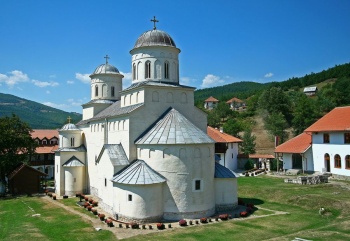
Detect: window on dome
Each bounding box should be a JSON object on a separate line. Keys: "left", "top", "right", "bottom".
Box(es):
{"left": 70, "top": 137, "right": 75, "bottom": 147}
{"left": 346, "top": 155, "right": 350, "bottom": 169}
{"left": 95, "top": 85, "right": 98, "bottom": 97}
{"left": 164, "top": 61, "right": 169, "bottom": 79}
{"left": 111, "top": 86, "right": 115, "bottom": 97}
{"left": 323, "top": 133, "right": 330, "bottom": 143}
{"left": 344, "top": 133, "right": 350, "bottom": 144}
{"left": 334, "top": 154, "right": 341, "bottom": 168}
{"left": 145, "top": 61, "right": 151, "bottom": 79}
{"left": 132, "top": 63, "right": 136, "bottom": 80}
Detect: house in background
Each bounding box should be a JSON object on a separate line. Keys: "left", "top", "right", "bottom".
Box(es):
{"left": 275, "top": 106, "right": 350, "bottom": 179}
{"left": 226, "top": 97, "right": 245, "bottom": 110}
{"left": 204, "top": 96, "right": 219, "bottom": 110}
{"left": 303, "top": 86, "right": 318, "bottom": 96}
{"left": 207, "top": 126, "right": 242, "bottom": 171}
{"left": 8, "top": 163, "right": 47, "bottom": 194}
{"left": 30, "top": 129, "right": 59, "bottom": 179}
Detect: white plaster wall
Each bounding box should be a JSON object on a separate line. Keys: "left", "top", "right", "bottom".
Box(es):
{"left": 281, "top": 149, "right": 313, "bottom": 171}
{"left": 215, "top": 178, "right": 238, "bottom": 205}
{"left": 222, "top": 143, "right": 239, "bottom": 170}
{"left": 59, "top": 131, "right": 82, "bottom": 148}
{"left": 312, "top": 143, "right": 350, "bottom": 176}
{"left": 83, "top": 106, "right": 94, "bottom": 120}
{"left": 90, "top": 74, "right": 123, "bottom": 101}
{"left": 137, "top": 144, "right": 215, "bottom": 218}
{"left": 282, "top": 153, "right": 293, "bottom": 170}
{"left": 113, "top": 183, "right": 163, "bottom": 220}
{"left": 312, "top": 132, "right": 344, "bottom": 145}
{"left": 64, "top": 167, "right": 84, "bottom": 196}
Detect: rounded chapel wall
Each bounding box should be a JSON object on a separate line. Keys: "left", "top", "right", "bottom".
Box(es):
{"left": 64, "top": 167, "right": 84, "bottom": 196}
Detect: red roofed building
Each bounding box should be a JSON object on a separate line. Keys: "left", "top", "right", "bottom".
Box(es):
{"left": 30, "top": 129, "right": 59, "bottom": 179}
{"left": 204, "top": 96, "right": 219, "bottom": 110}
{"left": 275, "top": 106, "right": 350, "bottom": 178}
{"left": 226, "top": 97, "right": 245, "bottom": 110}
{"left": 207, "top": 126, "right": 242, "bottom": 170}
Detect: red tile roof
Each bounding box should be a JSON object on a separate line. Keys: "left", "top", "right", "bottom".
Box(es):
{"left": 226, "top": 97, "right": 243, "bottom": 104}
{"left": 275, "top": 132, "right": 311, "bottom": 154}
{"left": 32, "top": 129, "right": 58, "bottom": 140}
{"left": 204, "top": 96, "right": 219, "bottom": 102}
{"left": 207, "top": 126, "right": 242, "bottom": 143}
{"left": 35, "top": 145, "right": 59, "bottom": 154}
{"left": 305, "top": 106, "right": 350, "bottom": 132}
{"left": 248, "top": 154, "right": 275, "bottom": 159}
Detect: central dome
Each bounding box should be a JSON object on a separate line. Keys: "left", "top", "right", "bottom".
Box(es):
{"left": 92, "top": 63, "right": 120, "bottom": 75}
{"left": 133, "top": 29, "right": 176, "bottom": 48}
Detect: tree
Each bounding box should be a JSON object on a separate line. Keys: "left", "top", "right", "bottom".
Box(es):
{"left": 292, "top": 94, "right": 319, "bottom": 135}
{"left": 223, "top": 118, "right": 244, "bottom": 138}
{"left": 0, "top": 114, "right": 37, "bottom": 187}
{"left": 265, "top": 112, "right": 289, "bottom": 144}
{"left": 240, "top": 129, "right": 256, "bottom": 155}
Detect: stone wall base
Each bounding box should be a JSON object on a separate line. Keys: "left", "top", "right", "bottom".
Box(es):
{"left": 116, "top": 214, "right": 163, "bottom": 224}
{"left": 332, "top": 174, "right": 350, "bottom": 181}
{"left": 216, "top": 202, "right": 238, "bottom": 212}
{"left": 163, "top": 207, "right": 215, "bottom": 221}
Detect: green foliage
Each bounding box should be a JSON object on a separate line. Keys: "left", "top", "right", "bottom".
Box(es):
{"left": 244, "top": 159, "right": 255, "bottom": 170}
{"left": 0, "top": 114, "right": 37, "bottom": 181}
{"left": 240, "top": 129, "right": 256, "bottom": 155}
{"left": 0, "top": 93, "right": 82, "bottom": 129}
{"left": 264, "top": 112, "right": 289, "bottom": 143}
{"left": 223, "top": 118, "right": 244, "bottom": 138}
{"left": 270, "top": 158, "right": 283, "bottom": 171}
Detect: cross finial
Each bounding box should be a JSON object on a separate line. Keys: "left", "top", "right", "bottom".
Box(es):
{"left": 67, "top": 116, "right": 72, "bottom": 123}
{"left": 104, "top": 54, "right": 110, "bottom": 64}
{"left": 150, "top": 16, "right": 159, "bottom": 30}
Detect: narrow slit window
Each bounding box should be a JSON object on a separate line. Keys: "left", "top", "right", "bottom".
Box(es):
{"left": 128, "top": 194, "right": 132, "bottom": 201}
{"left": 195, "top": 180, "right": 201, "bottom": 190}
{"left": 111, "top": 86, "right": 115, "bottom": 97}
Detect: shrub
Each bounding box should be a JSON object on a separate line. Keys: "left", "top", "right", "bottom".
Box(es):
{"left": 200, "top": 217, "right": 207, "bottom": 223}
{"left": 244, "top": 159, "right": 255, "bottom": 170}
{"left": 87, "top": 206, "right": 92, "bottom": 211}
{"left": 84, "top": 197, "right": 88, "bottom": 201}
{"left": 98, "top": 213, "right": 105, "bottom": 221}
{"left": 52, "top": 195, "right": 56, "bottom": 200}
{"left": 75, "top": 193, "right": 81, "bottom": 197}
{"left": 246, "top": 207, "right": 253, "bottom": 213}
{"left": 178, "top": 219, "right": 187, "bottom": 226}
{"left": 219, "top": 214, "right": 229, "bottom": 220}
{"left": 156, "top": 223, "right": 165, "bottom": 230}
{"left": 238, "top": 198, "right": 244, "bottom": 205}
{"left": 92, "top": 201, "right": 98, "bottom": 207}
{"left": 91, "top": 208, "right": 98, "bottom": 215}
{"left": 88, "top": 198, "right": 93, "bottom": 204}
{"left": 240, "top": 211, "right": 248, "bottom": 217}
{"left": 270, "top": 158, "right": 283, "bottom": 171}
{"left": 83, "top": 202, "right": 89, "bottom": 208}
{"left": 105, "top": 219, "right": 113, "bottom": 227}
{"left": 130, "top": 222, "right": 139, "bottom": 229}
{"left": 247, "top": 203, "right": 255, "bottom": 208}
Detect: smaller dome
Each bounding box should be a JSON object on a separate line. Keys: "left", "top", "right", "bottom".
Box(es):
{"left": 134, "top": 29, "right": 176, "bottom": 48}
{"left": 92, "top": 63, "right": 120, "bottom": 75}
{"left": 60, "top": 123, "right": 80, "bottom": 131}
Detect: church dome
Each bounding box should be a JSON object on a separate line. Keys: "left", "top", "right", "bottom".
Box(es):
{"left": 133, "top": 29, "right": 176, "bottom": 48}
{"left": 60, "top": 123, "right": 80, "bottom": 131}
{"left": 92, "top": 63, "right": 120, "bottom": 75}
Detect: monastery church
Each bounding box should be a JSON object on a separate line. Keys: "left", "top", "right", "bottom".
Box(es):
{"left": 55, "top": 18, "right": 238, "bottom": 223}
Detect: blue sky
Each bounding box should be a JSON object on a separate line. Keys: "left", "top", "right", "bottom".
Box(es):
{"left": 1, "top": 0, "right": 349, "bottom": 113}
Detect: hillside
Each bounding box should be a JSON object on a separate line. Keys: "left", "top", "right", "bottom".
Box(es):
{"left": 0, "top": 93, "right": 82, "bottom": 129}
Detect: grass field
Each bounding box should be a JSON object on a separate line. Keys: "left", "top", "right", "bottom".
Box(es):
{"left": 1, "top": 175, "right": 350, "bottom": 240}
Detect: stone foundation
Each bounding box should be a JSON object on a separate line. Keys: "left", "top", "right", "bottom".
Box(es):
{"left": 216, "top": 202, "right": 238, "bottom": 212}
{"left": 332, "top": 174, "right": 350, "bottom": 181}
{"left": 163, "top": 207, "right": 215, "bottom": 221}
{"left": 116, "top": 214, "right": 163, "bottom": 224}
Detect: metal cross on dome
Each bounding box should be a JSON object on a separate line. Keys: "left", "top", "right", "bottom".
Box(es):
{"left": 67, "top": 116, "right": 72, "bottom": 123}
{"left": 150, "top": 16, "right": 159, "bottom": 30}
{"left": 104, "top": 54, "right": 110, "bottom": 65}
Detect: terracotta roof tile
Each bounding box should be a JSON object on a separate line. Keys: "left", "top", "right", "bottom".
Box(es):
{"left": 31, "top": 129, "right": 58, "bottom": 140}
{"left": 207, "top": 126, "right": 242, "bottom": 143}
{"left": 226, "top": 97, "right": 243, "bottom": 104}
{"left": 35, "top": 145, "right": 58, "bottom": 154}
{"left": 204, "top": 96, "right": 219, "bottom": 102}
{"left": 275, "top": 132, "right": 311, "bottom": 154}
{"left": 305, "top": 106, "right": 350, "bottom": 132}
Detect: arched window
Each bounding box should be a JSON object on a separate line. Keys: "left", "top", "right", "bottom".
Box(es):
{"left": 132, "top": 63, "right": 136, "bottom": 80}
{"left": 111, "top": 86, "right": 115, "bottom": 97}
{"left": 334, "top": 154, "right": 341, "bottom": 168}
{"left": 164, "top": 61, "right": 169, "bottom": 79}
{"left": 166, "top": 92, "right": 173, "bottom": 103}
{"left": 145, "top": 61, "right": 151, "bottom": 79}
{"left": 70, "top": 137, "right": 75, "bottom": 147}
{"left": 102, "top": 84, "right": 107, "bottom": 97}
{"left": 95, "top": 85, "right": 98, "bottom": 97}
{"left": 346, "top": 155, "right": 350, "bottom": 169}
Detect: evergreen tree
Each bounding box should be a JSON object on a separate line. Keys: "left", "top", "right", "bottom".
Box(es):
{"left": 240, "top": 129, "right": 256, "bottom": 155}
{"left": 292, "top": 95, "right": 319, "bottom": 135}
{"left": 223, "top": 118, "right": 244, "bottom": 138}
{"left": 265, "top": 112, "right": 289, "bottom": 144}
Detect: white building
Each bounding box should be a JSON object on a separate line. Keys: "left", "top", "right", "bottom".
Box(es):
{"left": 204, "top": 96, "right": 219, "bottom": 110}
{"left": 55, "top": 20, "right": 238, "bottom": 223}
{"left": 275, "top": 106, "right": 350, "bottom": 179}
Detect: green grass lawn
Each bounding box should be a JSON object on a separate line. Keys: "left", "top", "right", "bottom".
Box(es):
{"left": 1, "top": 175, "right": 350, "bottom": 241}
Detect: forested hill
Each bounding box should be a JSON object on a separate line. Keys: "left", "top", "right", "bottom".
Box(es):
{"left": 0, "top": 93, "right": 82, "bottom": 129}
{"left": 194, "top": 62, "right": 350, "bottom": 103}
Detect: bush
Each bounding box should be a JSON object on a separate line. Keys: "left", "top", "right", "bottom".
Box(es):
{"left": 178, "top": 219, "right": 187, "bottom": 226}
{"left": 244, "top": 159, "right": 255, "bottom": 170}
{"left": 130, "top": 222, "right": 139, "bottom": 229}
{"left": 240, "top": 211, "right": 248, "bottom": 217}
{"left": 98, "top": 213, "right": 105, "bottom": 221}
{"left": 270, "top": 158, "right": 283, "bottom": 171}
{"left": 219, "top": 214, "right": 229, "bottom": 220}
{"left": 200, "top": 217, "right": 207, "bottom": 223}
{"left": 156, "top": 223, "right": 165, "bottom": 230}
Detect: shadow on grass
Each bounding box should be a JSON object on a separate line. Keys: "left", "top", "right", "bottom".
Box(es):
{"left": 239, "top": 197, "right": 264, "bottom": 205}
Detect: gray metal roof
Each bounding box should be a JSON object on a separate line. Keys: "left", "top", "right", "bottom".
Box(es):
{"left": 111, "top": 159, "right": 166, "bottom": 185}
{"left": 134, "top": 29, "right": 176, "bottom": 48}
{"left": 122, "top": 80, "right": 195, "bottom": 92}
{"left": 60, "top": 123, "right": 81, "bottom": 131}
{"left": 56, "top": 145, "right": 87, "bottom": 152}
{"left": 135, "top": 108, "right": 214, "bottom": 145}
{"left": 96, "top": 144, "right": 129, "bottom": 166}
{"left": 62, "top": 156, "right": 85, "bottom": 167}
{"left": 92, "top": 63, "right": 120, "bottom": 74}
{"left": 214, "top": 162, "right": 238, "bottom": 178}
{"left": 82, "top": 99, "right": 116, "bottom": 107}
{"left": 77, "top": 101, "right": 143, "bottom": 125}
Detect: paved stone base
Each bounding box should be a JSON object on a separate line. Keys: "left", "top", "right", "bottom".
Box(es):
{"left": 216, "top": 203, "right": 238, "bottom": 212}
{"left": 163, "top": 207, "right": 215, "bottom": 221}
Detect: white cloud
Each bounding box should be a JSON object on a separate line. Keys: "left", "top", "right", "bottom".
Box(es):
{"left": 75, "top": 73, "right": 90, "bottom": 84}
{"left": 180, "top": 76, "right": 196, "bottom": 86}
{"left": 200, "top": 74, "right": 225, "bottom": 88}
{"left": 0, "top": 70, "right": 29, "bottom": 88}
{"left": 264, "top": 72, "right": 274, "bottom": 78}
{"left": 67, "top": 98, "right": 83, "bottom": 106}
{"left": 32, "top": 79, "right": 59, "bottom": 87}
{"left": 67, "top": 80, "right": 74, "bottom": 84}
